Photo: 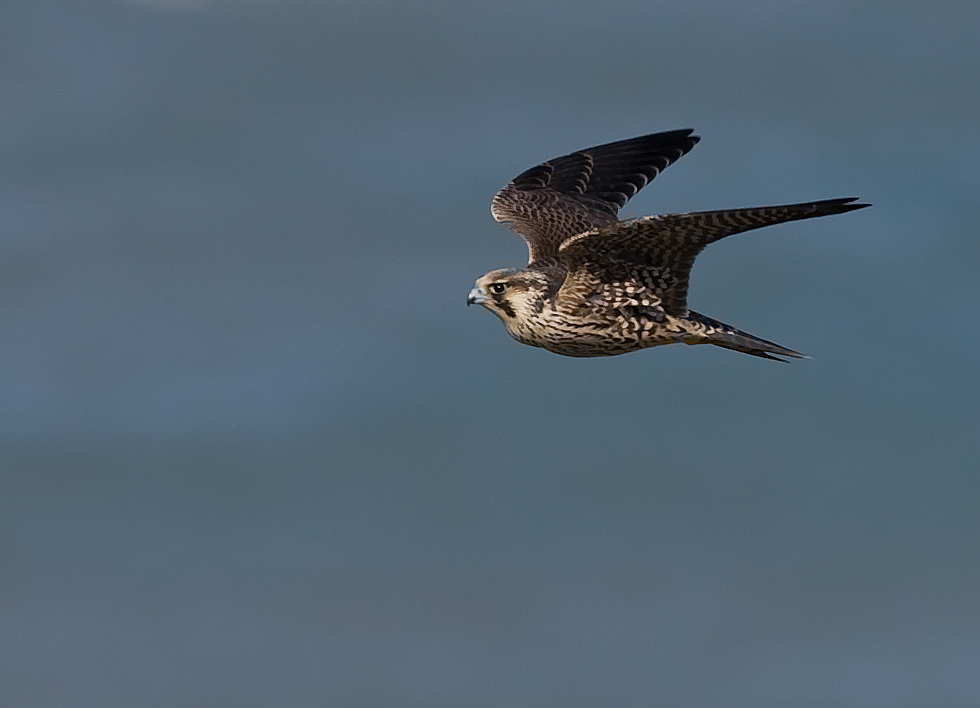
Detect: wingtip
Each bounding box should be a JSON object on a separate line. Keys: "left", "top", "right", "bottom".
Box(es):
{"left": 840, "top": 199, "right": 872, "bottom": 213}
{"left": 841, "top": 197, "right": 871, "bottom": 206}
{"left": 670, "top": 128, "right": 700, "bottom": 145}
{"left": 808, "top": 197, "right": 872, "bottom": 215}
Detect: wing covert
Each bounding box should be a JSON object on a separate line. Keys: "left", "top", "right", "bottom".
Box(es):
{"left": 491, "top": 129, "right": 700, "bottom": 264}
{"left": 559, "top": 198, "right": 870, "bottom": 317}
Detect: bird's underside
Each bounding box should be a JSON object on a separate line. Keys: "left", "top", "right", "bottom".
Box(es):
{"left": 467, "top": 129, "right": 870, "bottom": 361}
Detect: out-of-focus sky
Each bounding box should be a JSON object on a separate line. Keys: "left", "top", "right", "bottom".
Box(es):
{"left": 2, "top": 1, "right": 978, "bottom": 706}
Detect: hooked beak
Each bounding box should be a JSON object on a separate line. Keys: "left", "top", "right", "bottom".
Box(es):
{"left": 467, "top": 287, "right": 486, "bottom": 306}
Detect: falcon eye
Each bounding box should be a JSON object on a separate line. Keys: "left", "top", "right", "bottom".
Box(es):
{"left": 489, "top": 283, "right": 507, "bottom": 295}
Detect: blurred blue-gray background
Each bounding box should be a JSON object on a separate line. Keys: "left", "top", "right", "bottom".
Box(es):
{"left": 2, "top": 1, "right": 978, "bottom": 706}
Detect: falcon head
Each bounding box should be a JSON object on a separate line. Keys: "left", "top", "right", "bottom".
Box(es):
{"left": 467, "top": 268, "right": 552, "bottom": 332}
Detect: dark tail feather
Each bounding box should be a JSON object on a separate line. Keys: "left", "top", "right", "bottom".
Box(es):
{"left": 687, "top": 312, "right": 807, "bottom": 362}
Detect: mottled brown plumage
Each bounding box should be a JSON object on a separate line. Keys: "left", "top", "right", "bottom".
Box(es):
{"left": 468, "top": 130, "right": 870, "bottom": 361}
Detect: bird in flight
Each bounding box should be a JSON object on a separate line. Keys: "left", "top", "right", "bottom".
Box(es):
{"left": 467, "top": 129, "right": 869, "bottom": 361}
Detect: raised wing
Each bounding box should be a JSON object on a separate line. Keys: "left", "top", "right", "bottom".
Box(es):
{"left": 490, "top": 129, "right": 700, "bottom": 264}
{"left": 559, "top": 198, "right": 870, "bottom": 317}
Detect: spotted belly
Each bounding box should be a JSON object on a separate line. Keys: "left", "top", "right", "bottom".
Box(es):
{"left": 506, "top": 311, "right": 698, "bottom": 358}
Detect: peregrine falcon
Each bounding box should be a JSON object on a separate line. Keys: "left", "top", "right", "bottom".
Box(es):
{"left": 467, "top": 129, "right": 869, "bottom": 361}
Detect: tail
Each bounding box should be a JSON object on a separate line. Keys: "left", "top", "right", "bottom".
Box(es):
{"left": 685, "top": 311, "right": 806, "bottom": 362}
